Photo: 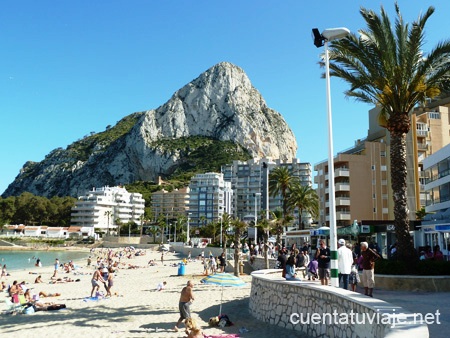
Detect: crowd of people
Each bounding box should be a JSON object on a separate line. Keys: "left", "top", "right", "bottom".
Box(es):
{"left": 272, "top": 238, "right": 383, "bottom": 297}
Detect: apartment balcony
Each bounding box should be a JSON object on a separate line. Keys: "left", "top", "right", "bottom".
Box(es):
{"left": 416, "top": 130, "right": 429, "bottom": 137}
{"left": 325, "top": 197, "right": 350, "bottom": 208}
{"left": 335, "top": 168, "right": 350, "bottom": 177}
{"left": 335, "top": 183, "right": 350, "bottom": 191}
{"left": 326, "top": 211, "right": 351, "bottom": 221}
{"left": 336, "top": 197, "right": 350, "bottom": 206}
{"left": 325, "top": 183, "right": 350, "bottom": 194}
{"left": 336, "top": 211, "right": 352, "bottom": 220}
{"left": 417, "top": 143, "right": 428, "bottom": 150}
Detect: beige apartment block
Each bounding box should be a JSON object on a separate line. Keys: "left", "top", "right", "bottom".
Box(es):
{"left": 315, "top": 95, "right": 450, "bottom": 228}
{"left": 314, "top": 141, "right": 389, "bottom": 227}
{"left": 151, "top": 187, "right": 190, "bottom": 220}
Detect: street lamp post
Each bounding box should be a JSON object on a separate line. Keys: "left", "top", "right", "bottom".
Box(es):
{"left": 312, "top": 27, "right": 350, "bottom": 288}
{"left": 254, "top": 192, "right": 261, "bottom": 242}
{"left": 220, "top": 214, "right": 223, "bottom": 248}
{"left": 187, "top": 215, "right": 190, "bottom": 245}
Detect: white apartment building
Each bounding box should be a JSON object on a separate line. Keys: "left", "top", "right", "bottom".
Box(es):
{"left": 188, "top": 173, "right": 232, "bottom": 228}
{"left": 222, "top": 158, "right": 313, "bottom": 227}
{"left": 422, "top": 143, "right": 450, "bottom": 255}
{"left": 71, "top": 186, "right": 145, "bottom": 233}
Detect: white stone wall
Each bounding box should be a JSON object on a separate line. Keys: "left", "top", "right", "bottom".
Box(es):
{"left": 249, "top": 270, "right": 429, "bottom": 338}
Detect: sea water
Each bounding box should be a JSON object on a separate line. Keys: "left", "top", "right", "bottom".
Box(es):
{"left": 0, "top": 250, "right": 89, "bottom": 271}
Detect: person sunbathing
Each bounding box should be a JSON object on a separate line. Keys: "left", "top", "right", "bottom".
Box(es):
{"left": 35, "top": 275, "right": 44, "bottom": 283}
{"left": 39, "top": 291, "right": 61, "bottom": 297}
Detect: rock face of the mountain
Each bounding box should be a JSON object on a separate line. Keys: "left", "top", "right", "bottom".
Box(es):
{"left": 2, "top": 62, "right": 297, "bottom": 198}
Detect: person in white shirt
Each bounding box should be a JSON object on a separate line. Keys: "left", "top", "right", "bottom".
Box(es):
{"left": 156, "top": 281, "right": 167, "bottom": 291}
{"left": 337, "top": 239, "right": 354, "bottom": 290}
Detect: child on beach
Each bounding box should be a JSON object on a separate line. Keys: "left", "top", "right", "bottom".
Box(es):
{"left": 203, "top": 259, "right": 209, "bottom": 275}
{"left": 185, "top": 317, "right": 203, "bottom": 338}
{"left": 156, "top": 281, "right": 167, "bottom": 291}
{"left": 349, "top": 264, "right": 360, "bottom": 292}
{"left": 307, "top": 258, "right": 318, "bottom": 281}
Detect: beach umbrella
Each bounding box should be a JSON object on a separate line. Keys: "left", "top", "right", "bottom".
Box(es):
{"left": 201, "top": 273, "right": 246, "bottom": 315}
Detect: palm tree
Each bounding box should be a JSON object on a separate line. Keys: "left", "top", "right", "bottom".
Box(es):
{"left": 157, "top": 214, "right": 166, "bottom": 243}
{"left": 115, "top": 218, "right": 122, "bottom": 238}
{"left": 221, "top": 212, "right": 232, "bottom": 253}
{"left": 256, "top": 210, "right": 274, "bottom": 269}
{"left": 288, "top": 183, "right": 319, "bottom": 230}
{"left": 104, "top": 210, "right": 112, "bottom": 236}
{"left": 326, "top": 4, "right": 450, "bottom": 260}
{"left": 269, "top": 209, "right": 291, "bottom": 249}
{"left": 269, "top": 166, "right": 296, "bottom": 241}
{"left": 139, "top": 215, "right": 145, "bottom": 239}
{"left": 231, "top": 218, "right": 248, "bottom": 277}
{"left": 415, "top": 207, "right": 427, "bottom": 221}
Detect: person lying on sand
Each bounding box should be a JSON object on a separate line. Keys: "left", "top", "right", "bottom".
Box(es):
{"left": 39, "top": 291, "right": 61, "bottom": 297}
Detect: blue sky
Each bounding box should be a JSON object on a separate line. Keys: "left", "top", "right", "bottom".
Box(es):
{"left": 1, "top": 0, "right": 450, "bottom": 195}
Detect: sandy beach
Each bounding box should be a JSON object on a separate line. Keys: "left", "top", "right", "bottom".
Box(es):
{"left": 0, "top": 247, "right": 306, "bottom": 338}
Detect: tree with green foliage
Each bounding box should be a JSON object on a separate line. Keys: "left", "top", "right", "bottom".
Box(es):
{"left": 269, "top": 209, "right": 291, "bottom": 249}
{"left": 415, "top": 207, "right": 428, "bottom": 221}
{"left": 231, "top": 218, "right": 248, "bottom": 277}
{"left": 288, "top": 183, "right": 319, "bottom": 230}
{"left": 327, "top": 3, "right": 450, "bottom": 260}
{"left": 220, "top": 212, "right": 232, "bottom": 252}
{"left": 256, "top": 210, "right": 275, "bottom": 269}
{"left": 105, "top": 211, "right": 112, "bottom": 235}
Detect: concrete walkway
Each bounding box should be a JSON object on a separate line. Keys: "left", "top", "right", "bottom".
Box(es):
{"left": 368, "top": 288, "right": 449, "bottom": 338}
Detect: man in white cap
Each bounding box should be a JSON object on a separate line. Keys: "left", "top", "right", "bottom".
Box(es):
{"left": 337, "top": 239, "right": 354, "bottom": 290}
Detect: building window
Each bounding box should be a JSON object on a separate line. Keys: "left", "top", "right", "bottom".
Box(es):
{"left": 428, "top": 111, "right": 440, "bottom": 119}
{"left": 380, "top": 151, "right": 386, "bottom": 157}
{"left": 381, "top": 165, "right": 387, "bottom": 171}
{"left": 371, "top": 165, "right": 375, "bottom": 170}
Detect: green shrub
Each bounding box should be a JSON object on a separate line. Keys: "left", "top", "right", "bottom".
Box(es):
{"left": 415, "top": 260, "right": 450, "bottom": 275}
{"left": 376, "top": 259, "right": 450, "bottom": 275}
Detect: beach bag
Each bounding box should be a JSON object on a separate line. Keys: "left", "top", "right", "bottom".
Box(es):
{"left": 24, "top": 306, "right": 35, "bottom": 315}
{"left": 218, "top": 314, "right": 233, "bottom": 327}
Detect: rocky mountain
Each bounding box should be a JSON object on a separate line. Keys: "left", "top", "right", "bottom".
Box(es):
{"left": 2, "top": 62, "right": 297, "bottom": 198}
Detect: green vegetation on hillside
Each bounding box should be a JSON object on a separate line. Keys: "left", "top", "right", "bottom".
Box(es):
{"left": 66, "top": 112, "right": 143, "bottom": 162}
{"left": 126, "top": 136, "right": 252, "bottom": 207}
{"left": 151, "top": 135, "right": 252, "bottom": 180}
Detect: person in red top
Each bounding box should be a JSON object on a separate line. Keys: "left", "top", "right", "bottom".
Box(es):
{"left": 360, "top": 241, "right": 381, "bottom": 297}
{"left": 433, "top": 245, "right": 444, "bottom": 261}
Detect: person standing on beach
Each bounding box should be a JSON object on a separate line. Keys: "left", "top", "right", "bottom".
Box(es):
{"left": 52, "top": 259, "right": 60, "bottom": 278}
{"left": 90, "top": 267, "right": 106, "bottom": 297}
{"left": 174, "top": 280, "right": 195, "bottom": 332}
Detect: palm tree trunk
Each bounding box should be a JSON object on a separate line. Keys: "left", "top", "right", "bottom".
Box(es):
{"left": 264, "top": 230, "right": 269, "bottom": 269}
{"left": 390, "top": 130, "right": 416, "bottom": 260}
{"left": 234, "top": 230, "right": 240, "bottom": 277}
